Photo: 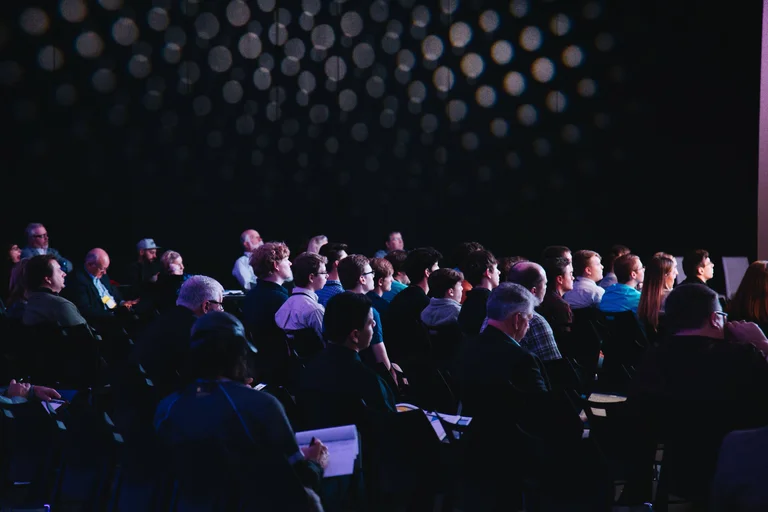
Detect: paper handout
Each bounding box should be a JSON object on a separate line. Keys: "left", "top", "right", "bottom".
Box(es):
{"left": 396, "top": 403, "right": 472, "bottom": 441}
{"left": 295, "top": 424, "right": 360, "bottom": 478}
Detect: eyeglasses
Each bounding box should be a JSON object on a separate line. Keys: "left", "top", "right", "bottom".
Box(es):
{"left": 715, "top": 311, "right": 728, "bottom": 320}
{"left": 362, "top": 271, "right": 375, "bottom": 276}
{"left": 633, "top": 266, "right": 645, "bottom": 272}
{"left": 206, "top": 300, "right": 224, "bottom": 310}
{"left": 32, "top": 233, "right": 48, "bottom": 239}
{"left": 315, "top": 271, "right": 329, "bottom": 276}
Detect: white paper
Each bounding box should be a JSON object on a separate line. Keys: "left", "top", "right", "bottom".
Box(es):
{"left": 296, "top": 425, "right": 359, "bottom": 478}
{"left": 41, "top": 400, "right": 65, "bottom": 415}
{"left": 396, "top": 403, "right": 472, "bottom": 441}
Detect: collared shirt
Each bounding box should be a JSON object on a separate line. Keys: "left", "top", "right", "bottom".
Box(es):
{"left": 275, "top": 287, "right": 325, "bottom": 341}
{"left": 519, "top": 311, "right": 562, "bottom": 362}
{"left": 598, "top": 272, "right": 618, "bottom": 290}
{"left": 564, "top": 277, "right": 605, "bottom": 309}
{"left": 316, "top": 280, "right": 344, "bottom": 307}
{"left": 381, "top": 279, "right": 407, "bottom": 302}
{"left": 233, "top": 252, "right": 257, "bottom": 291}
{"left": 87, "top": 267, "right": 116, "bottom": 310}
{"left": 599, "top": 283, "right": 642, "bottom": 313}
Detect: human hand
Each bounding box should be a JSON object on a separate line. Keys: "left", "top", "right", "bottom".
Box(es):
{"left": 301, "top": 439, "right": 329, "bottom": 469}
{"left": 121, "top": 299, "right": 140, "bottom": 309}
{"left": 150, "top": 272, "right": 159, "bottom": 283}
{"left": 7, "top": 379, "right": 31, "bottom": 398}
{"left": 33, "top": 385, "right": 62, "bottom": 402}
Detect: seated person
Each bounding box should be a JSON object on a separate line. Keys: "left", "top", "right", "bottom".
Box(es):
{"left": 537, "top": 257, "right": 574, "bottom": 343}
{"left": 129, "top": 275, "right": 225, "bottom": 398}
{"left": 564, "top": 250, "right": 605, "bottom": 309}
{"left": 381, "top": 250, "right": 409, "bottom": 302}
{"left": 420, "top": 268, "right": 464, "bottom": 329}
{"left": 275, "top": 252, "right": 328, "bottom": 343}
{"left": 631, "top": 284, "right": 768, "bottom": 505}
{"left": 232, "top": 230, "right": 262, "bottom": 291}
{"left": 366, "top": 257, "right": 394, "bottom": 317}
{"left": 297, "top": 292, "right": 396, "bottom": 429}
{"left": 458, "top": 250, "right": 501, "bottom": 336}
{"left": 20, "top": 223, "right": 72, "bottom": 273}
{"left": 316, "top": 243, "right": 348, "bottom": 307}
{"left": 22, "top": 254, "right": 86, "bottom": 327}
{"left": 155, "top": 312, "right": 328, "bottom": 508}
{"left": 126, "top": 238, "right": 162, "bottom": 297}
{"left": 5, "top": 258, "right": 29, "bottom": 319}
{"left": 152, "top": 250, "right": 191, "bottom": 313}
{"left": 599, "top": 254, "right": 644, "bottom": 314}
{"left": 63, "top": 248, "right": 139, "bottom": 320}
{"left": 680, "top": 248, "right": 715, "bottom": 287}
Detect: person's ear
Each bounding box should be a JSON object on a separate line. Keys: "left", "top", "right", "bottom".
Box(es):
{"left": 556, "top": 275, "right": 564, "bottom": 286}
{"left": 350, "top": 328, "right": 360, "bottom": 346}
{"left": 377, "top": 277, "right": 384, "bottom": 288}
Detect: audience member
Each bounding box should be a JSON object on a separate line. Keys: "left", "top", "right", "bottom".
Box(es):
{"left": 366, "top": 257, "right": 394, "bottom": 316}
{"left": 712, "top": 424, "right": 768, "bottom": 512}
{"left": 1, "top": 243, "right": 21, "bottom": 301}
{"left": 506, "top": 261, "right": 563, "bottom": 361}
{"left": 373, "top": 231, "right": 405, "bottom": 258}
{"left": 64, "top": 248, "right": 139, "bottom": 320}
{"left": 338, "top": 255, "right": 395, "bottom": 375}
{"left": 21, "top": 223, "right": 72, "bottom": 273}
{"left": 599, "top": 254, "right": 644, "bottom": 313}
{"left": 564, "top": 250, "right": 605, "bottom": 309}
{"left": 450, "top": 242, "right": 485, "bottom": 304}
{"left": 153, "top": 250, "right": 190, "bottom": 312}
{"left": 316, "top": 243, "right": 348, "bottom": 307}
{"left": 727, "top": 260, "right": 768, "bottom": 333}
{"left": 631, "top": 284, "right": 768, "bottom": 505}
{"left": 126, "top": 238, "right": 162, "bottom": 295}
{"left": 22, "top": 254, "right": 86, "bottom": 327}
{"left": 274, "top": 252, "right": 328, "bottom": 343}
{"left": 538, "top": 257, "right": 574, "bottom": 343}
{"left": 5, "top": 259, "right": 29, "bottom": 318}
{"left": 297, "top": 292, "right": 396, "bottom": 429}
{"left": 599, "top": 244, "right": 630, "bottom": 289}
{"left": 232, "top": 229, "right": 263, "bottom": 291}
{"left": 541, "top": 245, "right": 572, "bottom": 263}
{"left": 387, "top": 247, "right": 442, "bottom": 335}
{"left": 130, "top": 275, "right": 224, "bottom": 397}
{"left": 498, "top": 256, "right": 526, "bottom": 283}
{"left": 681, "top": 249, "right": 715, "bottom": 286}
{"left": 637, "top": 254, "right": 677, "bottom": 334}
{"left": 155, "top": 311, "right": 328, "bottom": 507}
{"left": 306, "top": 235, "right": 328, "bottom": 254}
{"left": 2, "top": 379, "right": 61, "bottom": 402}
{"left": 458, "top": 249, "right": 500, "bottom": 335}
{"left": 420, "top": 268, "right": 464, "bottom": 328}
{"left": 381, "top": 249, "right": 409, "bottom": 301}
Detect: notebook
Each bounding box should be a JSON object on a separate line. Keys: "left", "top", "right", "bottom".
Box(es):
{"left": 295, "top": 424, "right": 360, "bottom": 478}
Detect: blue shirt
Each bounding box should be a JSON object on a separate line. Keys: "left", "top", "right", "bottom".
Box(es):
{"left": 598, "top": 283, "right": 641, "bottom": 314}
{"left": 366, "top": 291, "right": 390, "bottom": 317}
{"left": 381, "top": 279, "right": 407, "bottom": 302}
{"left": 316, "top": 280, "right": 344, "bottom": 307}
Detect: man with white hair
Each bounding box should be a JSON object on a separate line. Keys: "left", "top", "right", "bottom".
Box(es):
{"left": 506, "top": 261, "right": 563, "bottom": 361}
{"left": 233, "top": 229, "right": 263, "bottom": 291}
{"left": 21, "top": 222, "right": 72, "bottom": 273}
{"left": 130, "top": 275, "right": 225, "bottom": 397}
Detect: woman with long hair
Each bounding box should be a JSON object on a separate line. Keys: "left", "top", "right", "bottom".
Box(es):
{"left": 727, "top": 261, "right": 768, "bottom": 333}
{"left": 1, "top": 243, "right": 22, "bottom": 302}
{"left": 638, "top": 254, "right": 678, "bottom": 335}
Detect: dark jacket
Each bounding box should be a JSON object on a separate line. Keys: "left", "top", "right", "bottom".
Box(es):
{"left": 63, "top": 268, "right": 123, "bottom": 319}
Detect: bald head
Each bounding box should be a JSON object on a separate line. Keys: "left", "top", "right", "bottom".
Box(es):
{"left": 506, "top": 261, "right": 547, "bottom": 302}
{"left": 240, "top": 230, "right": 263, "bottom": 252}
{"left": 85, "top": 248, "right": 111, "bottom": 279}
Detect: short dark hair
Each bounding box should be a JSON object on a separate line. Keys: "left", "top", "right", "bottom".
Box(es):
{"left": 450, "top": 242, "right": 485, "bottom": 272}
{"left": 604, "top": 244, "right": 630, "bottom": 272}
{"left": 682, "top": 249, "right": 709, "bottom": 278}
{"left": 324, "top": 292, "right": 372, "bottom": 344}
{"left": 499, "top": 256, "right": 527, "bottom": 282}
{"left": 384, "top": 250, "right": 408, "bottom": 275}
{"left": 572, "top": 250, "right": 601, "bottom": 277}
{"left": 541, "top": 245, "right": 571, "bottom": 261}
{"left": 614, "top": 254, "right": 640, "bottom": 284}
{"left": 665, "top": 284, "right": 720, "bottom": 332}
{"left": 292, "top": 252, "right": 327, "bottom": 288}
{"left": 24, "top": 254, "right": 57, "bottom": 290}
{"left": 542, "top": 257, "right": 571, "bottom": 288}
{"left": 428, "top": 268, "right": 464, "bottom": 298}
{"left": 404, "top": 247, "right": 442, "bottom": 283}
{"left": 319, "top": 242, "right": 349, "bottom": 266}
{"left": 370, "top": 257, "right": 394, "bottom": 282}
{"left": 463, "top": 250, "right": 498, "bottom": 286}
{"left": 506, "top": 262, "right": 545, "bottom": 291}
{"left": 338, "top": 254, "right": 369, "bottom": 290}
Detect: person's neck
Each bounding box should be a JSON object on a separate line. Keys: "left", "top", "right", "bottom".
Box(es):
{"left": 414, "top": 280, "right": 428, "bottom": 294}
{"left": 395, "top": 274, "right": 409, "bottom": 285}
{"left": 372, "top": 287, "right": 384, "bottom": 297}
{"left": 349, "top": 285, "right": 367, "bottom": 294}
{"left": 696, "top": 274, "right": 708, "bottom": 283}
{"left": 339, "top": 340, "right": 360, "bottom": 353}
{"left": 486, "top": 319, "right": 517, "bottom": 340}
{"left": 328, "top": 271, "right": 340, "bottom": 281}
{"left": 261, "top": 275, "right": 284, "bottom": 286}
{"left": 582, "top": 274, "right": 598, "bottom": 283}
{"left": 474, "top": 279, "right": 491, "bottom": 291}
{"left": 553, "top": 286, "right": 566, "bottom": 297}
{"left": 441, "top": 294, "right": 459, "bottom": 303}
{"left": 40, "top": 285, "right": 57, "bottom": 294}
{"left": 620, "top": 280, "right": 638, "bottom": 289}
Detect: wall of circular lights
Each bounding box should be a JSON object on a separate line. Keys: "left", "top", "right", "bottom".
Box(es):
{"left": 1, "top": 0, "right": 619, "bottom": 215}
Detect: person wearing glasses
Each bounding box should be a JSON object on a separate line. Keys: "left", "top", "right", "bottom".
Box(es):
{"left": 128, "top": 275, "right": 225, "bottom": 398}
{"left": 275, "top": 252, "right": 328, "bottom": 344}
{"left": 631, "top": 284, "right": 768, "bottom": 508}
{"left": 598, "top": 254, "right": 645, "bottom": 314}
{"left": 20, "top": 222, "right": 72, "bottom": 273}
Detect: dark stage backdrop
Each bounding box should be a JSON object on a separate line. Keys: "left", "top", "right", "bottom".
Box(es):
{"left": 0, "top": 0, "right": 761, "bottom": 288}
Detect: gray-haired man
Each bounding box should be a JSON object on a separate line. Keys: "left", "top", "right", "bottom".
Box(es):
{"left": 21, "top": 222, "right": 72, "bottom": 273}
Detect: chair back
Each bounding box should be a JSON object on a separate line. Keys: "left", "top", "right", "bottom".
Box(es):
{"left": 722, "top": 256, "right": 750, "bottom": 298}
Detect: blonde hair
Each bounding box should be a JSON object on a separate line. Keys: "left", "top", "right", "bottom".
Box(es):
{"left": 161, "top": 250, "right": 182, "bottom": 270}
